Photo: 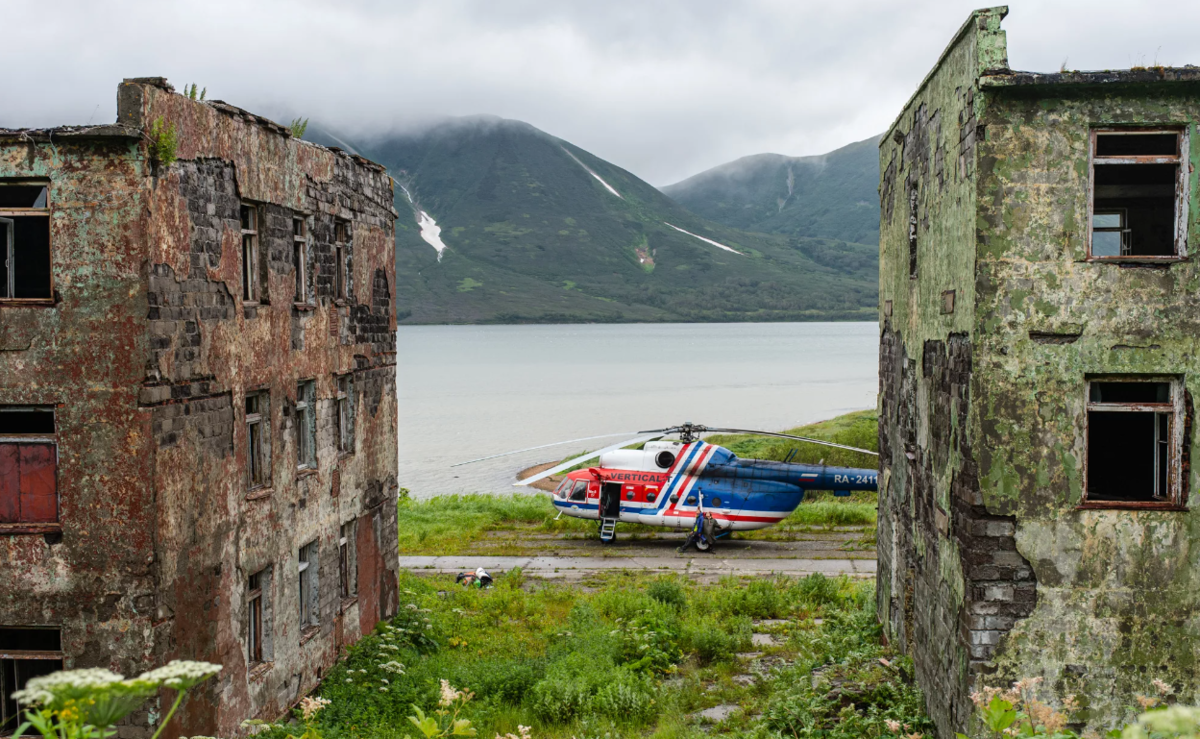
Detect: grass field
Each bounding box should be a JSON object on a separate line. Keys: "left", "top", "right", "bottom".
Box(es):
{"left": 396, "top": 411, "right": 880, "bottom": 555}
{"left": 257, "top": 571, "right": 932, "bottom": 739}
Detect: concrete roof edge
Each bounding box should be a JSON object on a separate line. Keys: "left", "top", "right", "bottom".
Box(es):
{"left": 881, "top": 5, "right": 1009, "bottom": 146}
{"left": 0, "top": 124, "right": 141, "bottom": 141}
{"left": 981, "top": 67, "right": 1200, "bottom": 89}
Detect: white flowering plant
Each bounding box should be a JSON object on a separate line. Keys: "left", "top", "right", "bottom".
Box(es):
{"left": 406, "top": 681, "right": 477, "bottom": 739}
{"left": 10, "top": 660, "right": 221, "bottom": 739}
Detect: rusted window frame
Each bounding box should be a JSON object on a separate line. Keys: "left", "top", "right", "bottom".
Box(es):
{"left": 247, "top": 569, "right": 265, "bottom": 666}
{"left": 338, "top": 520, "right": 356, "bottom": 606}
{"left": 0, "top": 627, "right": 63, "bottom": 733}
{"left": 245, "top": 392, "right": 270, "bottom": 491}
{"left": 296, "top": 380, "right": 316, "bottom": 471}
{"left": 241, "top": 203, "right": 261, "bottom": 305}
{"left": 298, "top": 540, "right": 319, "bottom": 640}
{"left": 1080, "top": 375, "right": 1187, "bottom": 510}
{"left": 293, "top": 215, "right": 312, "bottom": 307}
{"left": 0, "top": 179, "right": 54, "bottom": 306}
{"left": 1086, "top": 127, "right": 1189, "bottom": 263}
{"left": 334, "top": 220, "right": 349, "bottom": 302}
{"left": 335, "top": 374, "right": 354, "bottom": 456}
{"left": 0, "top": 406, "right": 59, "bottom": 535}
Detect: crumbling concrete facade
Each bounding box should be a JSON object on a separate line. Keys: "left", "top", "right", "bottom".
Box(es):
{"left": 878, "top": 7, "right": 1200, "bottom": 737}
{"left": 0, "top": 79, "right": 398, "bottom": 737}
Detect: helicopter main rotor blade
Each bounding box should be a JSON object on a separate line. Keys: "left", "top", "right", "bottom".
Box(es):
{"left": 702, "top": 428, "right": 878, "bottom": 457}
{"left": 514, "top": 433, "right": 666, "bottom": 487}
{"left": 451, "top": 432, "right": 646, "bottom": 468}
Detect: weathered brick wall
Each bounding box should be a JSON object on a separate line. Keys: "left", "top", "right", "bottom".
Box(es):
{"left": 0, "top": 133, "right": 160, "bottom": 681}
{"left": 121, "top": 80, "right": 398, "bottom": 738}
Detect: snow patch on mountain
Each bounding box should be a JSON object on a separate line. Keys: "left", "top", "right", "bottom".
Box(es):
{"left": 400, "top": 184, "right": 448, "bottom": 261}
{"left": 663, "top": 223, "right": 743, "bottom": 255}
{"left": 560, "top": 146, "right": 623, "bottom": 199}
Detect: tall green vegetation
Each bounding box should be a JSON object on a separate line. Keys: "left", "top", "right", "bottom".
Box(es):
{"left": 252, "top": 572, "right": 930, "bottom": 739}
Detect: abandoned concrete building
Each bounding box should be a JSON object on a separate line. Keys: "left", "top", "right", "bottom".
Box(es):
{"left": 0, "top": 79, "right": 399, "bottom": 736}
{"left": 877, "top": 6, "right": 1200, "bottom": 737}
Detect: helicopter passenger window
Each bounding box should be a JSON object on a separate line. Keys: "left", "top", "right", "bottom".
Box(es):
{"left": 570, "top": 480, "right": 589, "bottom": 501}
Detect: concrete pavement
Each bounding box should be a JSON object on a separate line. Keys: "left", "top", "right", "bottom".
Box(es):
{"left": 397, "top": 555, "right": 874, "bottom": 580}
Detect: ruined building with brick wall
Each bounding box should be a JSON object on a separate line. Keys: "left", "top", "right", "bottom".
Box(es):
{"left": 0, "top": 78, "right": 399, "bottom": 737}
{"left": 877, "top": 6, "right": 1200, "bottom": 737}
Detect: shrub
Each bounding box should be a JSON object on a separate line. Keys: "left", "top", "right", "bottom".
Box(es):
{"left": 795, "top": 573, "right": 847, "bottom": 607}
{"left": 647, "top": 579, "right": 687, "bottom": 611}
{"left": 681, "top": 615, "right": 751, "bottom": 664}
{"left": 590, "top": 668, "right": 656, "bottom": 723}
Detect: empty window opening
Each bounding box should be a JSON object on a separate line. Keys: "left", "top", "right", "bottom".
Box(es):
{"left": 0, "top": 182, "right": 51, "bottom": 301}
{"left": 569, "top": 479, "right": 588, "bottom": 502}
{"left": 1090, "top": 131, "right": 1185, "bottom": 258}
{"left": 335, "top": 375, "right": 354, "bottom": 454}
{"left": 1085, "top": 379, "right": 1180, "bottom": 505}
{"left": 241, "top": 204, "right": 260, "bottom": 303}
{"left": 247, "top": 568, "right": 273, "bottom": 666}
{"left": 0, "top": 407, "right": 58, "bottom": 527}
{"left": 334, "top": 221, "right": 349, "bottom": 300}
{"left": 245, "top": 393, "right": 270, "bottom": 489}
{"left": 907, "top": 183, "right": 918, "bottom": 278}
{"left": 1, "top": 627, "right": 63, "bottom": 734}
{"left": 298, "top": 540, "right": 319, "bottom": 635}
{"left": 339, "top": 521, "right": 357, "bottom": 602}
{"left": 293, "top": 217, "right": 308, "bottom": 303}
{"left": 296, "top": 381, "right": 316, "bottom": 470}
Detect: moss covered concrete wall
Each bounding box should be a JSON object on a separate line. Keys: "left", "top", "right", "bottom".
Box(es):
{"left": 880, "top": 6, "right": 1200, "bottom": 737}
{"left": 974, "top": 82, "right": 1200, "bottom": 727}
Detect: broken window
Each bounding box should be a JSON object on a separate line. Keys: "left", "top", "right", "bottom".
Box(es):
{"left": 0, "top": 407, "right": 57, "bottom": 528}
{"left": 247, "top": 567, "right": 273, "bottom": 666}
{"left": 334, "top": 220, "right": 349, "bottom": 300}
{"left": 1085, "top": 379, "right": 1181, "bottom": 506}
{"left": 296, "top": 381, "right": 316, "bottom": 470}
{"left": 293, "top": 216, "right": 309, "bottom": 304}
{"left": 335, "top": 375, "right": 354, "bottom": 455}
{"left": 245, "top": 392, "right": 270, "bottom": 490}
{"left": 907, "top": 182, "right": 918, "bottom": 278}
{"left": 1090, "top": 130, "right": 1186, "bottom": 259}
{"left": 339, "top": 520, "right": 356, "bottom": 603}
{"left": 241, "top": 204, "right": 261, "bottom": 303}
{"left": 298, "top": 540, "right": 319, "bottom": 635}
{"left": 1, "top": 627, "right": 62, "bottom": 734}
{"left": 0, "top": 182, "right": 51, "bottom": 301}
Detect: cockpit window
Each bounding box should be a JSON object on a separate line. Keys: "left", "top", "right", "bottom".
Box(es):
{"left": 570, "top": 480, "right": 589, "bottom": 501}
{"left": 554, "top": 478, "right": 572, "bottom": 498}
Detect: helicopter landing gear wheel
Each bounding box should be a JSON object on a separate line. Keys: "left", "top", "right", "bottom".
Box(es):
{"left": 695, "top": 538, "right": 711, "bottom": 552}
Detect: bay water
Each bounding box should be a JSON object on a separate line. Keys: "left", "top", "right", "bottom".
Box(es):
{"left": 397, "top": 322, "right": 879, "bottom": 498}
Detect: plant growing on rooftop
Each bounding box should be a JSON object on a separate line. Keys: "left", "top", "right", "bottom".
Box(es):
{"left": 148, "top": 117, "right": 178, "bottom": 168}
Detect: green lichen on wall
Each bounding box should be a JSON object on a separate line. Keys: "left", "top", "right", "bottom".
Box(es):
{"left": 881, "top": 7, "right": 1200, "bottom": 736}
{"left": 975, "top": 83, "right": 1200, "bottom": 725}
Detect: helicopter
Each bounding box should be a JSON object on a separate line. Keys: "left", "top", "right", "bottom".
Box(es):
{"left": 454, "top": 422, "right": 879, "bottom": 549}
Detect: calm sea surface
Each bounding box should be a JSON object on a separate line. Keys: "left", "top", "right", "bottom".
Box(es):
{"left": 396, "top": 322, "right": 879, "bottom": 498}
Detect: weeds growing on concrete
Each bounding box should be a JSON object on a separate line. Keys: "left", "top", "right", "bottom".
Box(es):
{"left": 254, "top": 571, "right": 930, "bottom": 739}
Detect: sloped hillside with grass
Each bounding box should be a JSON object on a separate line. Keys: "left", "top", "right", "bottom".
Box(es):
{"left": 662, "top": 136, "right": 882, "bottom": 247}
{"left": 316, "top": 118, "right": 877, "bottom": 324}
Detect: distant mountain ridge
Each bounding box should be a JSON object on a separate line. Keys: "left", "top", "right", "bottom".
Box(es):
{"left": 311, "top": 118, "right": 877, "bottom": 324}
{"left": 661, "top": 135, "right": 882, "bottom": 246}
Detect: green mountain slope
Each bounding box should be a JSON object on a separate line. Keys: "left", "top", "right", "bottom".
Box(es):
{"left": 323, "top": 118, "right": 877, "bottom": 323}
{"left": 661, "top": 135, "right": 882, "bottom": 246}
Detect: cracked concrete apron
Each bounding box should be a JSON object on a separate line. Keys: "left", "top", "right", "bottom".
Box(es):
{"left": 397, "top": 555, "right": 874, "bottom": 580}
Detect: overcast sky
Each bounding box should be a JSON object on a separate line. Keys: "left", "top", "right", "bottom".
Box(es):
{"left": 4, "top": 1, "right": 1199, "bottom": 185}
